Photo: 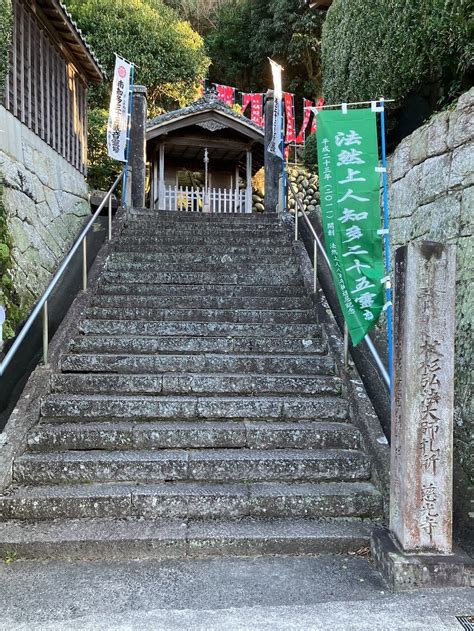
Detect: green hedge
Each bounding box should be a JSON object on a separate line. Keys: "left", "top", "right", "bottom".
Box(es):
{"left": 321, "top": 0, "right": 473, "bottom": 108}
{"left": 303, "top": 132, "right": 318, "bottom": 171}
{"left": 0, "top": 0, "right": 12, "bottom": 96}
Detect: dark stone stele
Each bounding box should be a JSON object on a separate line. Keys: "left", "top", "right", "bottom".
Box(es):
{"left": 371, "top": 527, "right": 474, "bottom": 591}
{"left": 129, "top": 85, "right": 148, "bottom": 209}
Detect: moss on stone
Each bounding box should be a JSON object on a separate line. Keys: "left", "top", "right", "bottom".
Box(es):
{"left": 0, "top": 0, "right": 12, "bottom": 97}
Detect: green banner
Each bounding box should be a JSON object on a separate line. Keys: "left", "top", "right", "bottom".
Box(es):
{"left": 316, "top": 108, "right": 385, "bottom": 345}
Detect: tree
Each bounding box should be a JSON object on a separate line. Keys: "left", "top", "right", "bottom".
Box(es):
{"left": 0, "top": 0, "right": 12, "bottom": 96}
{"left": 205, "top": 0, "right": 325, "bottom": 100}
{"left": 67, "top": 0, "right": 210, "bottom": 114}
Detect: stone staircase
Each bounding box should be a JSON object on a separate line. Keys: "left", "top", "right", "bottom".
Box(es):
{"left": 0, "top": 211, "right": 383, "bottom": 560}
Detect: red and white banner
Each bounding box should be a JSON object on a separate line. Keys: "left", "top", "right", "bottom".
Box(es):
{"left": 242, "top": 93, "right": 252, "bottom": 114}
{"left": 295, "top": 98, "right": 313, "bottom": 144}
{"left": 311, "top": 97, "right": 325, "bottom": 133}
{"left": 250, "top": 93, "right": 264, "bottom": 127}
{"left": 215, "top": 84, "right": 235, "bottom": 107}
{"left": 107, "top": 55, "right": 132, "bottom": 162}
{"left": 284, "top": 92, "right": 296, "bottom": 143}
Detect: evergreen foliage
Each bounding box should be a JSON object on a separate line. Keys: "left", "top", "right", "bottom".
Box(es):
{"left": 322, "top": 0, "right": 473, "bottom": 109}
{"left": 67, "top": 0, "right": 210, "bottom": 114}
{"left": 205, "top": 0, "right": 325, "bottom": 99}
{"left": 303, "top": 132, "right": 318, "bottom": 171}
{"left": 0, "top": 0, "right": 12, "bottom": 96}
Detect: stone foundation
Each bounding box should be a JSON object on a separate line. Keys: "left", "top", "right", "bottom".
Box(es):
{"left": 0, "top": 106, "right": 90, "bottom": 334}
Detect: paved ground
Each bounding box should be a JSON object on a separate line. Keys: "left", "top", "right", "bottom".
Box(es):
{"left": 0, "top": 554, "right": 472, "bottom": 630}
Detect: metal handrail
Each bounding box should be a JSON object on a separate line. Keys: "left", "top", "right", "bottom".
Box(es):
{"left": 0, "top": 170, "right": 125, "bottom": 376}
{"left": 287, "top": 177, "right": 390, "bottom": 387}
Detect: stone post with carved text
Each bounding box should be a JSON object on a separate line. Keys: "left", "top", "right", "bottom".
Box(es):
{"left": 390, "top": 241, "right": 456, "bottom": 554}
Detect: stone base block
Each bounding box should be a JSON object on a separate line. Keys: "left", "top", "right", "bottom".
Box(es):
{"left": 371, "top": 527, "right": 474, "bottom": 591}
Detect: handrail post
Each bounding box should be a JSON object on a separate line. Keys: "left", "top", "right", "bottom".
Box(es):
{"left": 108, "top": 195, "right": 113, "bottom": 241}
{"left": 82, "top": 237, "right": 87, "bottom": 291}
{"left": 313, "top": 239, "right": 317, "bottom": 293}
{"left": 294, "top": 210, "right": 298, "bottom": 241}
{"left": 42, "top": 301, "right": 48, "bottom": 366}
{"left": 343, "top": 322, "right": 349, "bottom": 369}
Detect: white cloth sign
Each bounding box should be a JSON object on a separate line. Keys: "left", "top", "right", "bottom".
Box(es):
{"left": 268, "top": 58, "right": 283, "bottom": 160}
{"left": 107, "top": 55, "right": 132, "bottom": 162}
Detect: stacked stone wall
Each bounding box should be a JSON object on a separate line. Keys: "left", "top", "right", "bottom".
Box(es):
{"left": 387, "top": 88, "right": 473, "bottom": 524}
{"left": 0, "top": 106, "right": 89, "bottom": 337}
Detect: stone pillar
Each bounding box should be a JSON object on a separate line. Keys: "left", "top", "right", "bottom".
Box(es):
{"left": 245, "top": 149, "right": 252, "bottom": 214}
{"left": 390, "top": 241, "right": 456, "bottom": 554}
{"left": 264, "top": 90, "right": 280, "bottom": 213}
{"left": 129, "top": 85, "right": 147, "bottom": 209}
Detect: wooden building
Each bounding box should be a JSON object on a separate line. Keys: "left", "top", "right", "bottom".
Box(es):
{"left": 3, "top": 0, "right": 103, "bottom": 175}
{"left": 147, "top": 91, "right": 265, "bottom": 213}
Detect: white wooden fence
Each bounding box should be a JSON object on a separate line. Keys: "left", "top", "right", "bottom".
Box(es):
{"left": 158, "top": 186, "right": 250, "bottom": 213}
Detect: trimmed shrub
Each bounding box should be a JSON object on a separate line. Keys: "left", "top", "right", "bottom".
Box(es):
{"left": 321, "top": 0, "right": 473, "bottom": 109}
{"left": 303, "top": 132, "right": 318, "bottom": 171}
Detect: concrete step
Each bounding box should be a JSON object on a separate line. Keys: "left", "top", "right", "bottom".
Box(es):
{"left": 0, "top": 481, "right": 382, "bottom": 521}
{"left": 85, "top": 307, "right": 316, "bottom": 325}
{"left": 51, "top": 373, "right": 342, "bottom": 397}
{"left": 123, "top": 225, "right": 285, "bottom": 237}
{"left": 70, "top": 335, "right": 326, "bottom": 356}
{"left": 130, "top": 210, "right": 279, "bottom": 220}
{"left": 40, "top": 394, "right": 348, "bottom": 422}
{"left": 101, "top": 270, "right": 302, "bottom": 286}
{"left": 13, "top": 449, "right": 370, "bottom": 485}
{"left": 117, "top": 238, "right": 290, "bottom": 249}
{"left": 113, "top": 243, "right": 293, "bottom": 255}
{"left": 78, "top": 320, "right": 321, "bottom": 338}
{"left": 91, "top": 295, "right": 312, "bottom": 311}
{"left": 0, "top": 517, "right": 375, "bottom": 560}
{"left": 28, "top": 421, "right": 362, "bottom": 452}
{"left": 60, "top": 353, "right": 335, "bottom": 375}
{"left": 97, "top": 283, "right": 307, "bottom": 297}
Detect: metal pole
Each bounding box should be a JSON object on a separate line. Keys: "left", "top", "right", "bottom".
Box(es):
{"left": 294, "top": 209, "right": 298, "bottom": 241}
{"left": 42, "top": 301, "right": 48, "bottom": 366}
{"left": 82, "top": 237, "right": 87, "bottom": 291}
{"left": 313, "top": 239, "right": 317, "bottom": 293}
{"left": 343, "top": 321, "right": 349, "bottom": 369}
{"left": 108, "top": 195, "right": 112, "bottom": 240}
{"left": 379, "top": 98, "right": 393, "bottom": 394}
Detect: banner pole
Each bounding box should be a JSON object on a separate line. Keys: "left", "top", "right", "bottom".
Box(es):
{"left": 379, "top": 97, "right": 393, "bottom": 395}
{"left": 122, "top": 63, "right": 135, "bottom": 207}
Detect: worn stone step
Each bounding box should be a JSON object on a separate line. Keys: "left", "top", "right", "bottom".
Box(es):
{"left": 70, "top": 335, "right": 326, "bottom": 356}
{"left": 91, "top": 295, "right": 312, "bottom": 311}
{"left": 110, "top": 252, "right": 293, "bottom": 266}
{"left": 131, "top": 210, "right": 279, "bottom": 222}
{"left": 113, "top": 244, "right": 293, "bottom": 256}
{"left": 13, "top": 449, "right": 370, "bottom": 485}
{"left": 60, "top": 353, "right": 335, "bottom": 375}
{"left": 101, "top": 270, "right": 302, "bottom": 286}
{"left": 78, "top": 320, "right": 321, "bottom": 338}
{"left": 106, "top": 260, "right": 296, "bottom": 275}
{"left": 0, "top": 481, "right": 381, "bottom": 521}
{"left": 51, "top": 373, "right": 342, "bottom": 397}
{"left": 123, "top": 225, "right": 285, "bottom": 237}
{"left": 97, "top": 283, "right": 307, "bottom": 298}
{"left": 40, "top": 394, "right": 348, "bottom": 422}
{"left": 85, "top": 306, "right": 316, "bottom": 325}
{"left": 0, "top": 517, "right": 375, "bottom": 560}
{"left": 28, "top": 421, "right": 361, "bottom": 452}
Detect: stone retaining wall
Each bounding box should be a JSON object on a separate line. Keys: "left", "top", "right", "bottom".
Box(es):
{"left": 0, "top": 106, "right": 90, "bottom": 333}
{"left": 387, "top": 88, "right": 473, "bottom": 527}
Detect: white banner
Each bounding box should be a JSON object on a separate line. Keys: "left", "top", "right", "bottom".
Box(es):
{"left": 107, "top": 55, "right": 132, "bottom": 162}
{"left": 268, "top": 58, "right": 283, "bottom": 160}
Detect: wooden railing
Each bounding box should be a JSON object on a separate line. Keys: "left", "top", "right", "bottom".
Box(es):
{"left": 157, "top": 186, "right": 250, "bottom": 213}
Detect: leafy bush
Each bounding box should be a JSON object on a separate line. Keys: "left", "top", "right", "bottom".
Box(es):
{"left": 87, "top": 108, "right": 123, "bottom": 191}
{"left": 303, "top": 132, "right": 318, "bottom": 171}
{"left": 322, "top": 0, "right": 473, "bottom": 110}
{"left": 0, "top": 0, "right": 12, "bottom": 96}
{"left": 67, "top": 0, "right": 210, "bottom": 114}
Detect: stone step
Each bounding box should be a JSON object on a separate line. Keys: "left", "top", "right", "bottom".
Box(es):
{"left": 117, "top": 237, "right": 289, "bottom": 248}
{"left": 28, "top": 421, "right": 361, "bottom": 452}
{"left": 97, "top": 283, "right": 307, "bottom": 297}
{"left": 70, "top": 335, "right": 326, "bottom": 356}
{"left": 101, "top": 270, "right": 302, "bottom": 286}
{"left": 91, "top": 295, "right": 312, "bottom": 311}
{"left": 78, "top": 320, "right": 321, "bottom": 338}
{"left": 113, "top": 244, "right": 293, "bottom": 256}
{"left": 51, "top": 373, "right": 342, "bottom": 397}
{"left": 106, "top": 260, "right": 295, "bottom": 274}
{"left": 110, "top": 252, "right": 293, "bottom": 266}
{"left": 130, "top": 212, "right": 280, "bottom": 223}
{"left": 0, "top": 517, "right": 375, "bottom": 561}
{"left": 123, "top": 225, "right": 285, "bottom": 236}
{"left": 40, "top": 394, "right": 348, "bottom": 422}
{"left": 60, "top": 353, "right": 335, "bottom": 375}
{"left": 0, "top": 481, "right": 382, "bottom": 521}
{"left": 85, "top": 307, "right": 316, "bottom": 325}
{"left": 13, "top": 449, "right": 370, "bottom": 485}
